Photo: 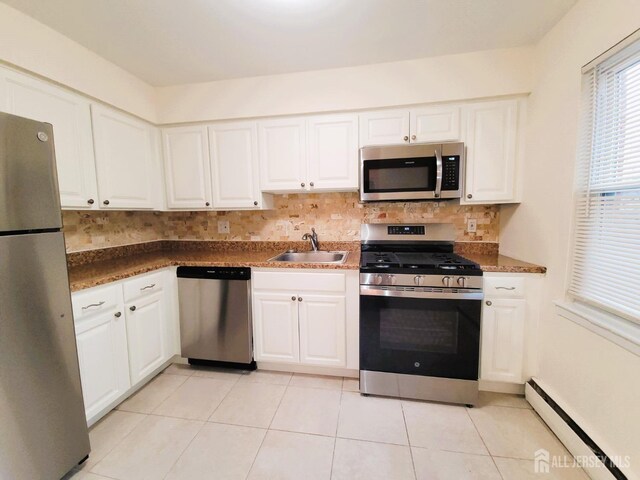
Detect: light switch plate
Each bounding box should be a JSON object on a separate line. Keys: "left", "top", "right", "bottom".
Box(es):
{"left": 218, "top": 220, "right": 230, "bottom": 234}
{"left": 467, "top": 219, "right": 477, "bottom": 233}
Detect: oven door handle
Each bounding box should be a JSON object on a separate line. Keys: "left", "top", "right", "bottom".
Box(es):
{"left": 360, "top": 286, "right": 483, "bottom": 301}
{"left": 435, "top": 147, "right": 443, "bottom": 198}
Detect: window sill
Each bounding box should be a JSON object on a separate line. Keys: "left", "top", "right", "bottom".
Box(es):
{"left": 554, "top": 301, "right": 640, "bottom": 357}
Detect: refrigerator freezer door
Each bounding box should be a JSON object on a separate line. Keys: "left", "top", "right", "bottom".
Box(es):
{"left": 0, "top": 231, "right": 90, "bottom": 479}
{"left": 0, "top": 112, "right": 62, "bottom": 233}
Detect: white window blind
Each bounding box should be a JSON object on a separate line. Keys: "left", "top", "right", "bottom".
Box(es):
{"left": 570, "top": 36, "right": 640, "bottom": 324}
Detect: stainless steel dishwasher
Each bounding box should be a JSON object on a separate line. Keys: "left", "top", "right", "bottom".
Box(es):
{"left": 177, "top": 266, "right": 256, "bottom": 369}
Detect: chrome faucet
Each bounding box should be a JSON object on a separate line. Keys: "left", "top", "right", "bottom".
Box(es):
{"left": 302, "top": 228, "right": 319, "bottom": 251}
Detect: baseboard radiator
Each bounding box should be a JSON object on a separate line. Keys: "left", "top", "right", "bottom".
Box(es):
{"left": 526, "top": 379, "right": 628, "bottom": 480}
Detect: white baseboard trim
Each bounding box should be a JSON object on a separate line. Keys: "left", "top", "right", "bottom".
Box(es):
{"left": 479, "top": 379, "right": 525, "bottom": 394}
{"left": 257, "top": 362, "right": 358, "bottom": 378}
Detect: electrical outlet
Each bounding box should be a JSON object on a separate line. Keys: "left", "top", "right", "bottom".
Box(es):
{"left": 467, "top": 219, "right": 477, "bottom": 233}
{"left": 217, "top": 220, "right": 230, "bottom": 234}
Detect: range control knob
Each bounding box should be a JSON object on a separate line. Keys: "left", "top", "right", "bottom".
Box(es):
{"left": 414, "top": 275, "right": 424, "bottom": 286}
{"left": 442, "top": 276, "right": 452, "bottom": 287}
{"left": 457, "top": 277, "right": 467, "bottom": 288}
{"left": 375, "top": 274, "right": 384, "bottom": 285}
{"left": 386, "top": 274, "right": 396, "bottom": 285}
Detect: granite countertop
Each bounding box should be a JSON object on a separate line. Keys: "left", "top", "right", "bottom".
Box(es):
{"left": 67, "top": 240, "right": 546, "bottom": 292}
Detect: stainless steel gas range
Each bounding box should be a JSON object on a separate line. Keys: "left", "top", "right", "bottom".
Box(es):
{"left": 358, "top": 223, "right": 483, "bottom": 406}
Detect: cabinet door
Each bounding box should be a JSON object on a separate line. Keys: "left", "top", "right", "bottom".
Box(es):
{"left": 480, "top": 298, "right": 525, "bottom": 383}
{"left": 307, "top": 114, "right": 358, "bottom": 191}
{"left": 125, "top": 292, "right": 167, "bottom": 385}
{"left": 258, "top": 117, "right": 306, "bottom": 192}
{"left": 162, "top": 126, "right": 212, "bottom": 209}
{"left": 462, "top": 100, "right": 518, "bottom": 203}
{"left": 91, "top": 104, "right": 159, "bottom": 209}
{"left": 0, "top": 68, "right": 98, "bottom": 209}
{"left": 209, "top": 121, "right": 260, "bottom": 208}
{"left": 253, "top": 292, "right": 299, "bottom": 363}
{"left": 359, "top": 110, "right": 410, "bottom": 146}
{"left": 75, "top": 308, "right": 130, "bottom": 421}
{"left": 298, "top": 294, "right": 346, "bottom": 367}
{"left": 410, "top": 105, "right": 460, "bottom": 143}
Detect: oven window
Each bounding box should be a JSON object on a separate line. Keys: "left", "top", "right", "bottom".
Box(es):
{"left": 364, "top": 157, "right": 436, "bottom": 192}
{"left": 380, "top": 308, "right": 458, "bottom": 354}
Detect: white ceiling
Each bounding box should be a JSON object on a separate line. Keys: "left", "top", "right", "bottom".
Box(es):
{"left": 2, "top": 0, "right": 576, "bottom": 87}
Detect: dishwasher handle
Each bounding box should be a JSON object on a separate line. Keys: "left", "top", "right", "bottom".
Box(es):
{"left": 177, "top": 266, "right": 251, "bottom": 280}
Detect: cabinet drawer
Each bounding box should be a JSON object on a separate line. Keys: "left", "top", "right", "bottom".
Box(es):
{"left": 123, "top": 271, "right": 165, "bottom": 302}
{"left": 73, "top": 284, "right": 121, "bottom": 320}
{"left": 484, "top": 276, "right": 525, "bottom": 298}
{"left": 253, "top": 271, "right": 346, "bottom": 293}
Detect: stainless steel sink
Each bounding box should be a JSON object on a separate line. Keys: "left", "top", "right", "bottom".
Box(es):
{"left": 268, "top": 251, "right": 349, "bottom": 264}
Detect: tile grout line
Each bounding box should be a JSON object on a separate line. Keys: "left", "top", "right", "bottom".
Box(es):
{"left": 400, "top": 401, "right": 418, "bottom": 480}
{"left": 465, "top": 406, "right": 506, "bottom": 480}
{"left": 329, "top": 388, "right": 345, "bottom": 479}
{"left": 160, "top": 418, "right": 208, "bottom": 480}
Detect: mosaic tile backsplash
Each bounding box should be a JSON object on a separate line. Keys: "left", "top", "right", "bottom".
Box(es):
{"left": 62, "top": 193, "right": 499, "bottom": 252}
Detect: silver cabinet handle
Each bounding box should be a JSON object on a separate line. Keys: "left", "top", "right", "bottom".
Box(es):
{"left": 254, "top": 201, "right": 258, "bottom": 206}
{"left": 301, "top": 182, "right": 306, "bottom": 188}
{"left": 114, "top": 312, "right": 122, "bottom": 318}
{"left": 411, "top": 135, "right": 416, "bottom": 140}
{"left": 129, "top": 306, "right": 136, "bottom": 311}
{"left": 298, "top": 297, "right": 303, "bottom": 302}
{"left": 310, "top": 182, "right": 314, "bottom": 187}
{"left": 403, "top": 135, "right": 409, "bottom": 142}
{"left": 467, "top": 194, "right": 473, "bottom": 199}
{"left": 87, "top": 198, "right": 95, "bottom": 205}
{"left": 140, "top": 283, "right": 156, "bottom": 291}
{"left": 291, "top": 296, "right": 296, "bottom": 301}
{"left": 486, "top": 301, "right": 492, "bottom": 306}
{"left": 495, "top": 286, "right": 516, "bottom": 290}
{"left": 103, "top": 199, "right": 110, "bottom": 205}
{"left": 82, "top": 301, "right": 105, "bottom": 310}
{"left": 205, "top": 202, "right": 210, "bottom": 207}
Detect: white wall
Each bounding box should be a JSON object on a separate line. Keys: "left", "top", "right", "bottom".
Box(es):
{"left": 500, "top": 0, "right": 640, "bottom": 475}
{"left": 155, "top": 47, "right": 534, "bottom": 124}
{"left": 0, "top": 3, "right": 157, "bottom": 122}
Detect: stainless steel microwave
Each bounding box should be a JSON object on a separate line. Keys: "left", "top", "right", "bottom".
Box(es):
{"left": 359, "top": 142, "right": 464, "bottom": 202}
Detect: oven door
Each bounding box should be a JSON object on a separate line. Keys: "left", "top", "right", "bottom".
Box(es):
{"left": 359, "top": 287, "right": 482, "bottom": 381}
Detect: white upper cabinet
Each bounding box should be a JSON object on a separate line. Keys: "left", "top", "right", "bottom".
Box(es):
{"left": 307, "top": 114, "right": 358, "bottom": 191}
{"left": 359, "top": 109, "right": 410, "bottom": 146}
{"left": 259, "top": 117, "right": 307, "bottom": 192}
{"left": 410, "top": 105, "right": 461, "bottom": 143}
{"left": 209, "top": 121, "right": 264, "bottom": 209}
{"left": 162, "top": 125, "right": 212, "bottom": 209}
{"left": 91, "top": 104, "right": 161, "bottom": 209}
{"left": 0, "top": 67, "right": 98, "bottom": 209}
{"left": 461, "top": 99, "right": 520, "bottom": 204}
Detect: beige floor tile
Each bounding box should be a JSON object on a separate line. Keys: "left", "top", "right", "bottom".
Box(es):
{"left": 248, "top": 430, "right": 334, "bottom": 480}
{"left": 494, "top": 457, "right": 590, "bottom": 480}
{"left": 412, "top": 448, "right": 501, "bottom": 479}
{"left": 63, "top": 469, "right": 112, "bottom": 480}
{"left": 337, "top": 392, "right": 408, "bottom": 445}
{"left": 117, "top": 373, "right": 187, "bottom": 414}
{"left": 477, "top": 391, "right": 531, "bottom": 409}
{"left": 190, "top": 366, "right": 246, "bottom": 382}
{"left": 342, "top": 378, "right": 359, "bottom": 392}
{"left": 237, "top": 369, "right": 292, "bottom": 385}
{"left": 331, "top": 438, "right": 415, "bottom": 480}
{"left": 166, "top": 423, "right": 266, "bottom": 480}
{"left": 402, "top": 400, "right": 488, "bottom": 455}
{"left": 468, "top": 406, "right": 568, "bottom": 459}
{"left": 209, "top": 382, "right": 286, "bottom": 428}
{"left": 271, "top": 386, "right": 341, "bottom": 436}
{"left": 163, "top": 363, "right": 195, "bottom": 376}
{"left": 153, "top": 376, "right": 235, "bottom": 420}
{"left": 289, "top": 373, "right": 343, "bottom": 390}
{"left": 91, "top": 415, "right": 203, "bottom": 480}
{"left": 82, "top": 410, "right": 146, "bottom": 470}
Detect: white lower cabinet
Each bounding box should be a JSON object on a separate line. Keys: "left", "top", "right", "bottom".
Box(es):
{"left": 252, "top": 269, "right": 358, "bottom": 371}
{"left": 72, "top": 269, "right": 177, "bottom": 425}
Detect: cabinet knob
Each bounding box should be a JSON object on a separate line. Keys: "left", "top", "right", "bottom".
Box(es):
{"left": 403, "top": 135, "right": 409, "bottom": 142}
{"left": 254, "top": 201, "right": 258, "bottom": 206}
{"left": 114, "top": 311, "right": 121, "bottom": 318}
{"left": 129, "top": 305, "right": 136, "bottom": 311}
{"left": 103, "top": 199, "right": 110, "bottom": 205}
{"left": 301, "top": 182, "right": 306, "bottom": 188}
{"left": 87, "top": 198, "right": 95, "bottom": 205}
{"left": 486, "top": 301, "right": 492, "bottom": 306}
{"left": 467, "top": 194, "right": 473, "bottom": 199}
{"left": 291, "top": 296, "right": 296, "bottom": 301}
{"left": 206, "top": 202, "right": 210, "bottom": 206}
{"left": 411, "top": 135, "right": 416, "bottom": 140}
{"left": 298, "top": 297, "right": 303, "bottom": 302}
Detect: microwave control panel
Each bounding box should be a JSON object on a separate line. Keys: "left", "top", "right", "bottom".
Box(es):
{"left": 441, "top": 155, "right": 460, "bottom": 191}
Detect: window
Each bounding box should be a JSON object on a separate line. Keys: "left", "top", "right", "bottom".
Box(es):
{"left": 569, "top": 34, "right": 640, "bottom": 325}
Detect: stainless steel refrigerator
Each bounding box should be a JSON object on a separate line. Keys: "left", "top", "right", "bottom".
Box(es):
{"left": 0, "top": 112, "right": 90, "bottom": 479}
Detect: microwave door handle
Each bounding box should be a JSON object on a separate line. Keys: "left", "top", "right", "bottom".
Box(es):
{"left": 435, "top": 148, "right": 443, "bottom": 198}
